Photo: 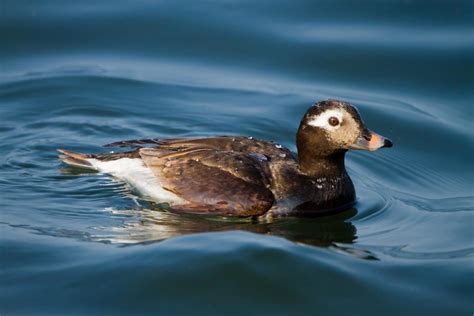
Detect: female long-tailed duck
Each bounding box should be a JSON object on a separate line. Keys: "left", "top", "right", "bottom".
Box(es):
{"left": 58, "top": 100, "right": 392, "bottom": 217}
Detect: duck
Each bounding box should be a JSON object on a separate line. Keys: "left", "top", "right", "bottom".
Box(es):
{"left": 58, "top": 99, "right": 392, "bottom": 217}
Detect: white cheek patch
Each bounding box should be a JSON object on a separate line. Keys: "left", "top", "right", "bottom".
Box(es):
{"left": 307, "top": 109, "right": 344, "bottom": 131}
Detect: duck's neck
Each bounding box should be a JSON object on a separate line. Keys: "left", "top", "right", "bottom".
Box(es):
{"left": 298, "top": 151, "right": 348, "bottom": 178}
{"left": 296, "top": 150, "right": 356, "bottom": 213}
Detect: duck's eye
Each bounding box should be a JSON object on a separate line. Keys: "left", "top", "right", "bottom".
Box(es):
{"left": 328, "top": 117, "right": 339, "bottom": 126}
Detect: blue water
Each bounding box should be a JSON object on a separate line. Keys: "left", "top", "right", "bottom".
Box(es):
{"left": 1, "top": 1, "right": 473, "bottom": 315}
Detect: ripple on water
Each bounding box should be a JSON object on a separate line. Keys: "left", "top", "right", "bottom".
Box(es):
{"left": 398, "top": 195, "right": 474, "bottom": 213}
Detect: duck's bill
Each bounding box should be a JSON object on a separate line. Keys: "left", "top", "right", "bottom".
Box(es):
{"left": 350, "top": 130, "right": 393, "bottom": 151}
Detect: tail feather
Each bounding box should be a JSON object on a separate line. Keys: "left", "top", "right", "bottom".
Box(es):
{"left": 57, "top": 148, "right": 142, "bottom": 170}
{"left": 57, "top": 149, "right": 95, "bottom": 169}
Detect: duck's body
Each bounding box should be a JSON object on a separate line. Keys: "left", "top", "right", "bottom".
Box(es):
{"left": 59, "top": 100, "right": 392, "bottom": 217}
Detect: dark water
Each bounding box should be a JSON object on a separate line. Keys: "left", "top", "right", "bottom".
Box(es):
{"left": 1, "top": 1, "right": 473, "bottom": 315}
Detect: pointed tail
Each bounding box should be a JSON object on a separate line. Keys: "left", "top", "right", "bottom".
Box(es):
{"left": 57, "top": 149, "right": 96, "bottom": 170}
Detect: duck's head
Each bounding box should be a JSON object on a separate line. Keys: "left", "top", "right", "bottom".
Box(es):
{"left": 297, "top": 99, "right": 392, "bottom": 174}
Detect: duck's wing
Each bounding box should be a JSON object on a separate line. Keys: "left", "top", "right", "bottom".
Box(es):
{"left": 104, "top": 136, "right": 295, "bottom": 161}
{"left": 103, "top": 138, "right": 193, "bottom": 148}
{"left": 138, "top": 146, "right": 274, "bottom": 216}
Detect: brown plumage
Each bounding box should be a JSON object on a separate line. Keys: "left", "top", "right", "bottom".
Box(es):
{"left": 58, "top": 100, "right": 393, "bottom": 217}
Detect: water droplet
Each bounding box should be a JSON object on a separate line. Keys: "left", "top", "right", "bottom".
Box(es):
{"left": 275, "top": 144, "right": 282, "bottom": 149}
{"left": 248, "top": 136, "right": 253, "bottom": 140}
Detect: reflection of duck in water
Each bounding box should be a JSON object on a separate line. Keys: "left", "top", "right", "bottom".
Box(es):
{"left": 59, "top": 100, "right": 392, "bottom": 217}
{"left": 94, "top": 204, "right": 359, "bottom": 249}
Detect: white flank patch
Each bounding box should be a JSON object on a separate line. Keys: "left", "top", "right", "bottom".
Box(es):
{"left": 307, "top": 109, "right": 344, "bottom": 131}
{"left": 88, "top": 158, "right": 183, "bottom": 204}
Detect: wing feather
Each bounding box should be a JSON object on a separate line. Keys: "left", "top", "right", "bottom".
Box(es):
{"left": 139, "top": 147, "right": 274, "bottom": 216}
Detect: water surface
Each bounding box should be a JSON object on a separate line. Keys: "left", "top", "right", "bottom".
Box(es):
{"left": 1, "top": 1, "right": 473, "bottom": 315}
